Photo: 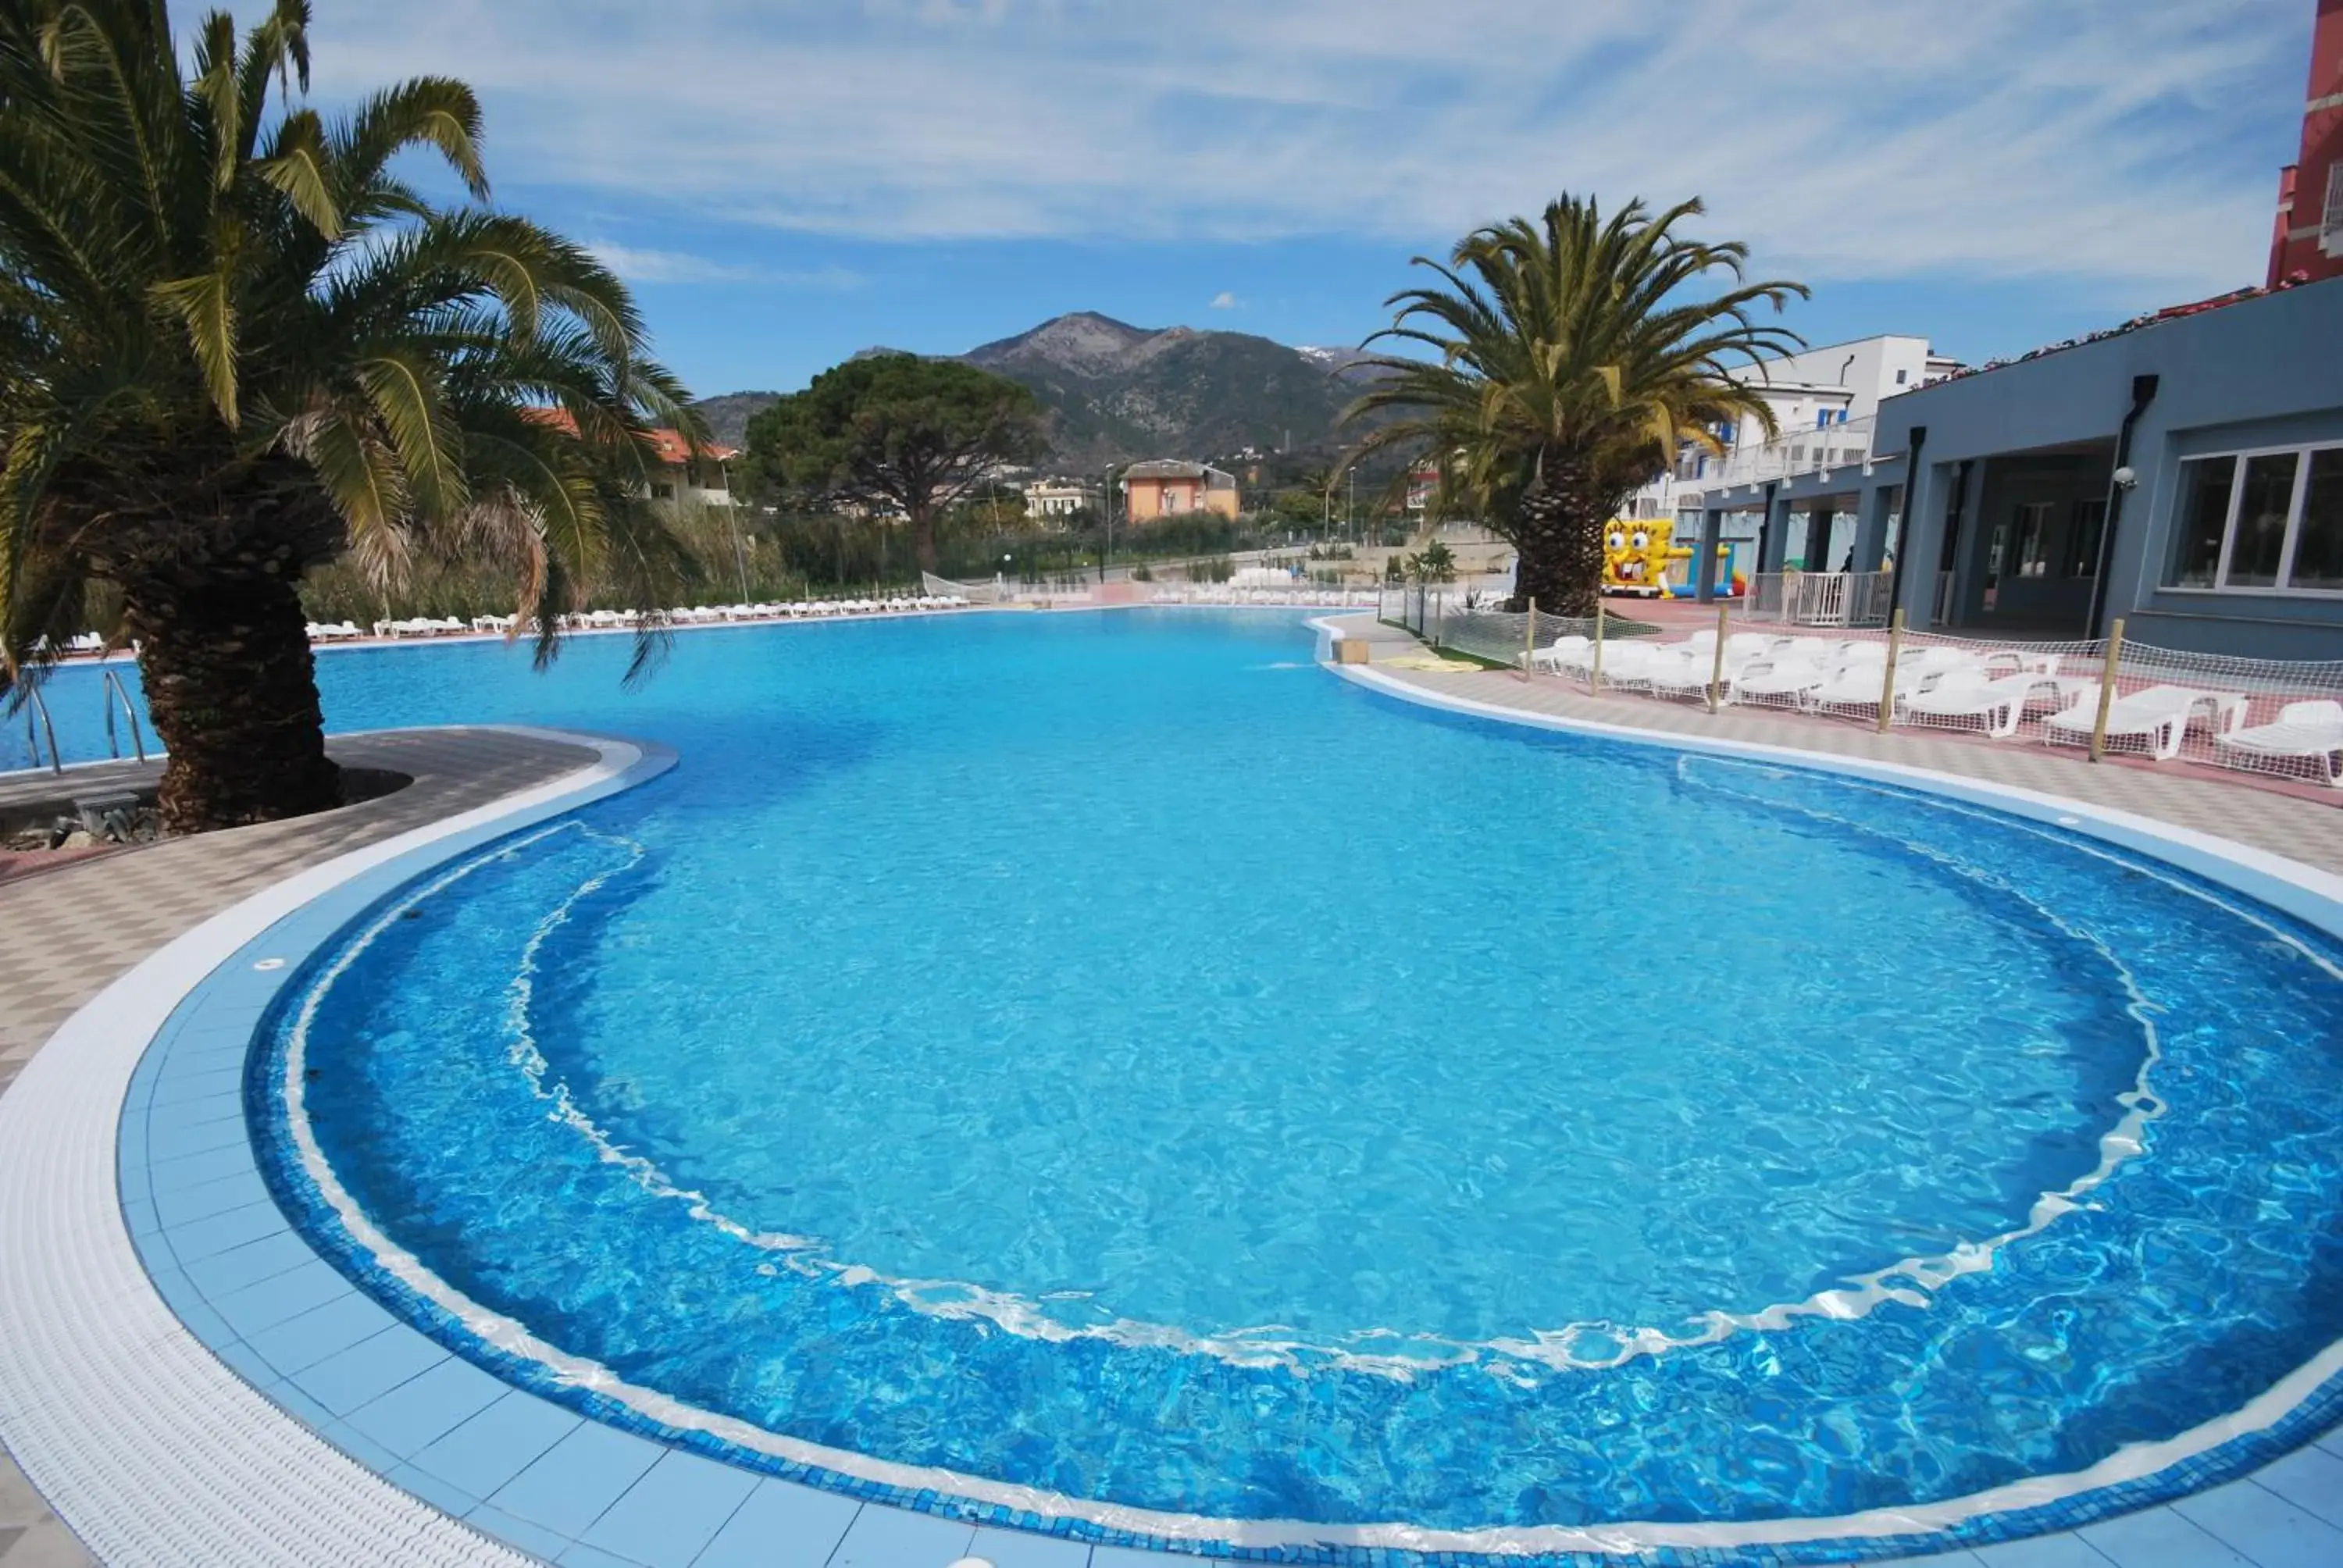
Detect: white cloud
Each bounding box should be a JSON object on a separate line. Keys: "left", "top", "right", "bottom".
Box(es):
{"left": 584, "top": 242, "right": 862, "bottom": 290}
{"left": 1210, "top": 290, "right": 1239, "bottom": 309}
{"left": 285, "top": 0, "right": 2306, "bottom": 294}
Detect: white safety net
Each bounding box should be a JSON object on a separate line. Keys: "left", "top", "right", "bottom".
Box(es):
{"left": 922, "top": 571, "right": 1005, "bottom": 604}
{"left": 1523, "top": 617, "right": 2343, "bottom": 789}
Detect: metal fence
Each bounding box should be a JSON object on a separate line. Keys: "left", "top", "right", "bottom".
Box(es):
{"left": 1743, "top": 572, "right": 1895, "bottom": 628}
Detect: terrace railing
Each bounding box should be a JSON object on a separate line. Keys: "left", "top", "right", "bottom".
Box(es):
{"left": 1674, "top": 415, "right": 1885, "bottom": 491}
{"left": 1745, "top": 572, "right": 1895, "bottom": 628}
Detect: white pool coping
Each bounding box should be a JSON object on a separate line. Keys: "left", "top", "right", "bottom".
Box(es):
{"left": 0, "top": 727, "right": 658, "bottom": 1566}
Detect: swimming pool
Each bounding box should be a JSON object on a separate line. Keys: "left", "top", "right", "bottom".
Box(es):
{"left": 52, "top": 615, "right": 2343, "bottom": 1555}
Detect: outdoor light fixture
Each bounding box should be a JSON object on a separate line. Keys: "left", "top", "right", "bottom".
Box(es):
{"left": 2113, "top": 466, "right": 2138, "bottom": 490}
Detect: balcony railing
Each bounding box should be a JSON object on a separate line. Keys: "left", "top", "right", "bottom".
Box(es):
{"left": 1672, "top": 415, "right": 1888, "bottom": 492}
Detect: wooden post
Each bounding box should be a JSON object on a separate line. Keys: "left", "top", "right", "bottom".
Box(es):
{"left": 1706, "top": 598, "right": 1730, "bottom": 714}
{"left": 1522, "top": 598, "right": 1537, "bottom": 680}
{"left": 1876, "top": 608, "right": 1905, "bottom": 733}
{"left": 2090, "top": 618, "right": 2126, "bottom": 763}
{"left": 1592, "top": 598, "right": 1607, "bottom": 693}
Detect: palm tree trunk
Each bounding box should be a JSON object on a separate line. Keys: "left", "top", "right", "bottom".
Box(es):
{"left": 1510, "top": 460, "right": 1611, "bottom": 618}
{"left": 122, "top": 566, "right": 342, "bottom": 833}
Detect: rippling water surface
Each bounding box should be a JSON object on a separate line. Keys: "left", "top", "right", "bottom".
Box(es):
{"left": 200, "top": 613, "right": 2343, "bottom": 1527}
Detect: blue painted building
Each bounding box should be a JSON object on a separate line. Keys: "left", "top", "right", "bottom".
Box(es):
{"left": 1690, "top": 277, "right": 2343, "bottom": 658}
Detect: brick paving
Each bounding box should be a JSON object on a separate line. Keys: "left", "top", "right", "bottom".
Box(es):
{"left": 0, "top": 729, "right": 598, "bottom": 1568}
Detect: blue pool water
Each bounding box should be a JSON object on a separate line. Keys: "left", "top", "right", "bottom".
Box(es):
{"left": 66, "top": 616, "right": 2343, "bottom": 1534}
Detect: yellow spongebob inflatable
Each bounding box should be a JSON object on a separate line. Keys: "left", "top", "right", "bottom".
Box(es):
{"left": 1603, "top": 519, "right": 1695, "bottom": 597}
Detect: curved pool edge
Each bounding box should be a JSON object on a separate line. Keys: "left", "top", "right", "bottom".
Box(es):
{"left": 0, "top": 726, "right": 669, "bottom": 1568}
{"left": 1311, "top": 618, "right": 2343, "bottom": 1545}
{"left": 13, "top": 678, "right": 2341, "bottom": 1565}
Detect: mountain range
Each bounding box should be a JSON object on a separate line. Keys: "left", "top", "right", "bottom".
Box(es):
{"left": 692, "top": 313, "right": 1378, "bottom": 469}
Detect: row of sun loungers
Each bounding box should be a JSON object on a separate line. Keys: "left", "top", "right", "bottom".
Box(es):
{"left": 656, "top": 597, "right": 968, "bottom": 624}
{"left": 315, "top": 597, "right": 978, "bottom": 646}
{"left": 1148, "top": 588, "right": 1378, "bottom": 607}
{"left": 1528, "top": 631, "right": 2343, "bottom": 786}
{"left": 31, "top": 633, "right": 109, "bottom": 656}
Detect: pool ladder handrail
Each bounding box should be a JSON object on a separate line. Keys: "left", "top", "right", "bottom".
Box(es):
{"left": 100, "top": 666, "right": 147, "bottom": 762}
{"left": 18, "top": 679, "right": 63, "bottom": 776}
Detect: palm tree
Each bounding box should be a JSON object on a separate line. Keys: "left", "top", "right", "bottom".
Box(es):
{"left": 0, "top": 0, "right": 701, "bottom": 831}
{"left": 1340, "top": 195, "right": 1806, "bottom": 616}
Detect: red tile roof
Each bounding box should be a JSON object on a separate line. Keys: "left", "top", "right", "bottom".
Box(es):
{"left": 522, "top": 406, "right": 736, "bottom": 463}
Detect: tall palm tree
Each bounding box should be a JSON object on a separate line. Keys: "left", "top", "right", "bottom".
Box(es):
{"left": 1340, "top": 195, "right": 1806, "bottom": 615}
{"left": 0, "top": 0, "right": 701, "bottom": 831}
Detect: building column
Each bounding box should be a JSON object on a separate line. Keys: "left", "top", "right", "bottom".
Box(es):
{"left": 1853, "top": 484, "right": 1895, "bottom": 572}
{"left": 1803, "top": 508, "right": 1836, "bottom": 572}
{"left": 1893, "top": 463, "right": 1944, "bottom": 630}
{"left": 1693, "top": 506, "right": 1725, "bottom": 601}
{"left": 1758, "top": 489, "right": 1792, "bottom": 574}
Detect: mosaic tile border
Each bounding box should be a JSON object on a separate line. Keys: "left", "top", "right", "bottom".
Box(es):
{"left": 101, "top": 695, "right": 2343, "bottom": 1561}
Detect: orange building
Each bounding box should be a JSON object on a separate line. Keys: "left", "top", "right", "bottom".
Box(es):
{"left": 1120, "top": 460, "right": 1241, "bottom": 521}
{"left": 2268, "top": 0, "right": 2343, "bottom": 287}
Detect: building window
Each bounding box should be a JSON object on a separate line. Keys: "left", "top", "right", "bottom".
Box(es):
{"left": 650, "top": 482, "right": 676, "bottom": 501}
{"left": 2065, "top": 497, "right": 2107, "bottom": 579}
{"left": 1895, "top": 368, "right": 1909, "bottom": 385}
{"left": 2011, "top": 501, "right": 2053, "bottom": 578}
{"left": 2225, "top": 453, "right": 2298, "bottom": 587}
{"left": 2292, "top": 448, "right": 2343, "bottom": 590}
{"left": 2163, "top": 442, "right": 2343, "bottom": 593}
{"left": 2166, "top": 456, "right": 2234, "bottom": 587}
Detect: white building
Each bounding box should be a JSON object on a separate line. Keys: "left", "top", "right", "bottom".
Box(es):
{"left": 1623, "top": 335, "right": 1961, "bottom": 522}
{"left": 1023, "top": 479, "right": 1102, "bottom": 522}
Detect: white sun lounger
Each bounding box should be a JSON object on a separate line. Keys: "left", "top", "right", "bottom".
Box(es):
{"left": 2043, "top": 685, "right": 2246, "bottom": 761}
{"left": 1528, "top": 634, "right": 1592, "bottom": 672}
{"left": 1895, "top": 669, "right": 2057, "bottom": 737}
{"left": 1729, "top": 651, "right": 1836, "bottom": 706}
{"left": 1806, "top": 662, "right": 1919, "bottom": 717}
{"left": 2213, "top": 700, "right": 2343, "bottom": 785}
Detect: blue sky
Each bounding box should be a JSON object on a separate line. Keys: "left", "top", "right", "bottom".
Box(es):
{"left": 262, "top": 0, "right": 2313, "bottom": 399}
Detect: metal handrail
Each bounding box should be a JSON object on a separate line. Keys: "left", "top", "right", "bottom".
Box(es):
{"left": 20, "top": 681, "right": 62, "bottom": 776}
{"left": 100, "top": 667, "right": 146, "bottom": 761}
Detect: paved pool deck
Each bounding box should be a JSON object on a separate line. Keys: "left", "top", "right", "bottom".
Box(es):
{"left": 4, "top": 682, "right": 2343, "bottom": 1566}
{"left": 0, "top": 729, "right": 601, "bottom": 1566}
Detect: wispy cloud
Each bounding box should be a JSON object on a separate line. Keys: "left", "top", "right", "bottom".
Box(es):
{"left": 584, "top": 241, "right": 863, "bottom": 289}
{"left": 290, "top": 0, "right": 2305, "bottom": 295}
{"left": 1209, "top": 290, "right": 1239, "bottom": 309}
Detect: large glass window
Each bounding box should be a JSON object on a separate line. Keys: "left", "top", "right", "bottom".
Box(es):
{"left": 2166, "top": 455, "right": 2235, "bottom": 588}
{"left": 2163, "top": 443, "right": 2343, "bottom": 593}
{"left": 2226, "top": 452, "right": 2300, "bottom": 587}
{"left": 2012, "top": 501, "right": 2053, "bottom": 578}
{"left": 2292, "top": 448, "right": 2343, "bottom": 590}
{"left": 2066, "top": 497, "right": 2108, "bottom": 578}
